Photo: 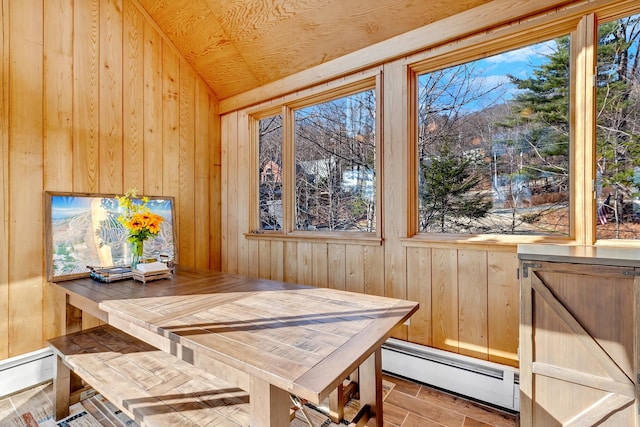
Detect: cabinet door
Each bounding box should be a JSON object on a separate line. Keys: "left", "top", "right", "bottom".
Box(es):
{"left": 520, "top": 262, "right": 638, "bottom": 426}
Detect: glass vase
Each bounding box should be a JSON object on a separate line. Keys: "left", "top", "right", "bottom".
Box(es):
{"left": 130, "top": 240, "right": 144, "bottom": 270}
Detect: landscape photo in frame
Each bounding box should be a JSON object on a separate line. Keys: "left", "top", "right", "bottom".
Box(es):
{"left": 45, "top": 191, "right": 176, "bottom": 281}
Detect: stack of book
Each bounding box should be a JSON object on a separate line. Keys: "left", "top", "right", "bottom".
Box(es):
{"left": 131, "top": 261, "right": 172, "bottom": 284}
{"left": 89, "top": 266, "right": 133, "bottom": 283}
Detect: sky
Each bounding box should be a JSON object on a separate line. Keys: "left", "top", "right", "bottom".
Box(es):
{"left": 418, "top": 38, "right": 560, "bottom": 114}
{"left": 440, "top": 13, "right": 640, "bottom": 113}
{"left": 472, "top": 39, "right": 559, "bottom": 109}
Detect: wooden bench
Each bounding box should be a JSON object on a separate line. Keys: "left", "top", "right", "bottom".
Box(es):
{"left": 47, "top": 325, "right": 251, "bottom": 426}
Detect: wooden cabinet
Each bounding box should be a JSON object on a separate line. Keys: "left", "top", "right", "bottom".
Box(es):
{"left": 518, "top": 245, "right": 640, "bottom": 426}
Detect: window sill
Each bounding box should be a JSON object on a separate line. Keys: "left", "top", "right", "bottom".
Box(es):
{"left": 244, "top": 231, "right": 382, "bottom": 246}
{"left": 402, "top": 233, "right": 575, "bottom": 249}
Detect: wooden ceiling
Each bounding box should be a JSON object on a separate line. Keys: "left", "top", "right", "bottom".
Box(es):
{"left": 136, "top": 0, "right": 492, "bottom": 100}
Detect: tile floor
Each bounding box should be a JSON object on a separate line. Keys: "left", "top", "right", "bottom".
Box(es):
{"left": 382, "top": 374, "right": 518, "bottom": 427}
{"left": 0, "top": 374, "right": 518, "bottom": 427}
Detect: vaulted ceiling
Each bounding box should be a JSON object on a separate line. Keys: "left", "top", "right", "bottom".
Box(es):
{"left": 136, "top": 0, "right": 492, "bottom": 100}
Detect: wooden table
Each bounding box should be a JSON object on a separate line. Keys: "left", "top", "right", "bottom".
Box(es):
{"left": 53, "top": 267, "right": 419, "bottom": 426}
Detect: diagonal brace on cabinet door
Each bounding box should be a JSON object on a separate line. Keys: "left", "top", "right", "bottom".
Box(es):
{"left": 531, "top": 272, "right": 634, "bottom": 387}
{"left": 531, "top": 272, "right": 636, "bottom": 426}
{"left": 563, "top": 393, "right": 634, "bottom": 427}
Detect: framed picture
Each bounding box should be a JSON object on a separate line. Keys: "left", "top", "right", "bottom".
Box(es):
{"left": 45, "top": 191, "right": 177, "bottom": 282}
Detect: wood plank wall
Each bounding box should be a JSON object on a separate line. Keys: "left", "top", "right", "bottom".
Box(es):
{"left": 220, "top": 193, "right": 520, "bottom": 367}
{"left": 3, "top": 0, "right": 629, "bottom": 368}
{"left": 0, "top": 0, "right": 221, "bottom": 358}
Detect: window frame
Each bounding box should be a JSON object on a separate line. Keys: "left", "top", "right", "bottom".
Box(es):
{"left": 403, "top": 4, "right": 640, "bottom": 246}
{"left": 248, "top": 73, "right": 383, "bottom": 243}
{"left": 405, "top": 17, "right": 583, "bottom": 245}
{"left": 592, "top": 9, "right": 640, "bottom": 244}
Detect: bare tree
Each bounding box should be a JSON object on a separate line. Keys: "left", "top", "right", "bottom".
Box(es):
{"left": 259, "top": 115, "right": 284, "bottom": 230}
{"left": 294, "top": 90, "right": 376, "bottom": 231}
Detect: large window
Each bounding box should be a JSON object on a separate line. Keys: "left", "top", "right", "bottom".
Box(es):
{"left": 595, "top": 13, "right": 640, "bottom": 240}
{"left": 294, "top": 90, "right": 377, "bottom": 231}
{"left": 416, "top": 38, "right": 571, "bottom": 235}
{"left": 256, "top": 84, "right": 378, "bottom": 235}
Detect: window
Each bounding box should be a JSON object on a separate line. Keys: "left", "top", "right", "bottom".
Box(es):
{"left": 294, "top": 89, "right": 377, "bottom": 232}
{"left": 254, "top": 83, "right": 378, "bottom": 235}
{"left": 595, "top": 13, "right": 640, "bottom": 240}
{"left": 416, "top": 38, "right": 571, "bottom": 235}
{"left": 258, "top": 114, "right": 283, "bottom": 231}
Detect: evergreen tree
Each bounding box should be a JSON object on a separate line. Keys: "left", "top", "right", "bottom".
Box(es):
{"left": 507, "top": 36, "right": 570, "bottom": 169}
{"left": 419, "top": 141, "right": 492, "bottom": 232}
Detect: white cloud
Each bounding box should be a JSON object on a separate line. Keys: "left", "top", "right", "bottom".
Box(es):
{"left": 483, "top": 40, "right": 557, "bottom": 65}
{"left": 476, "top": 74, "right": 510, "bottom": 87}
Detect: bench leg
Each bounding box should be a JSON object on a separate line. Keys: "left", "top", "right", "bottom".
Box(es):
{"left": 53, "top": 355, "right": 71, "bottom": 421}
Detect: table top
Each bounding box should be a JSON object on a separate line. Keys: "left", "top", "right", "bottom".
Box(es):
{"left": 54, "top": 267, "right": 419, "bottom": 404}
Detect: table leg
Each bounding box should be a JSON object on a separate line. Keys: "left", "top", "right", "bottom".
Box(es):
{"left": 250, "top": 376, "right": 291, "bottom": 427}
{"left": 358, "top": 348, "right": 383, "bottom": 427}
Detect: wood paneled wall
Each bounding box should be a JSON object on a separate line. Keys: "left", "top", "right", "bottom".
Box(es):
{"left": 220, "top": 217, "right": 520, "bottom": 368}
{"left": 0, "top": 0, "right": 221, "bottom": 358}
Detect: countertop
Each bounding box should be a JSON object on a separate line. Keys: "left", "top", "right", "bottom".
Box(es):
{"left": 517, "top": 244, "right": 640, "bottom": 267}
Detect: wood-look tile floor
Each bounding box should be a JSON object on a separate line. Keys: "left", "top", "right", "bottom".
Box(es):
{"left": 0, "top": 375, "right": 518, "bottom": 427}
{"left": 381, "top": 374, "right": 518, "bottom": 427}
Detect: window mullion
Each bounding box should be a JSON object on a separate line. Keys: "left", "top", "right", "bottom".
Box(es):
{"left": 571, "top": 13, "right": 597, "bottom": 244}
{"left": 249, "top": 115, "right": 260, "bottom": 232}
{"left": 282, "top": 105, "right": 295, "bottom": 234}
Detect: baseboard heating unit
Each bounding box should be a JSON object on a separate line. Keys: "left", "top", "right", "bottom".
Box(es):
{"left": 382, "top": 338, "right": 519, "bottom": 412}
{"left": 0, "top": 348, "right": 54, "bottom": 398}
